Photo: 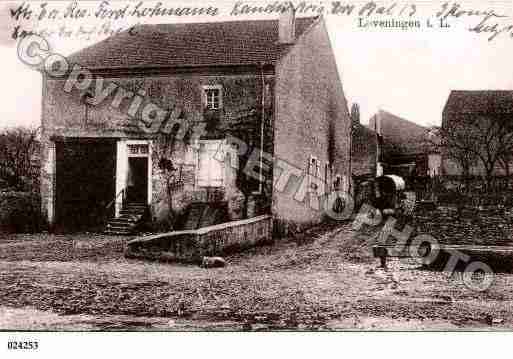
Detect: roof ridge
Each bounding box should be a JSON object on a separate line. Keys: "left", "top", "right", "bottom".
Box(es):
{"left": 450, "top": 89, "right": 513, "bottom": 93}
{"left": 377, "top": 109, "right": 425, "bottom": 128}
{"left": 68, "top": 17, "right": 319, "bottom": 69}
{"left": 138, "top": 16, "right": 319, "bottom": 27}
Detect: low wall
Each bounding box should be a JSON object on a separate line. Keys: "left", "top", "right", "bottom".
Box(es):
{"left": 413, "top": 176, "right": 513, "bottom": 206}
{"left": 125, "top": 215, "right": 273, "bottom": 263}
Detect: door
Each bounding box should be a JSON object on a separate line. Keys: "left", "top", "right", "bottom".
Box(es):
{"left": 127, "top": 157, "right": 148, "bottom": 204}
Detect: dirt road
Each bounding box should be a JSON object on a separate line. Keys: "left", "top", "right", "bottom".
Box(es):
{"left": 1, "top": 225, "right": 512, "bottom": 330}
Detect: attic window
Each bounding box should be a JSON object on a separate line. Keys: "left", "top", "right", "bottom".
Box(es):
{"left": 203, "top": 85, "right": 223, "bottom": 110}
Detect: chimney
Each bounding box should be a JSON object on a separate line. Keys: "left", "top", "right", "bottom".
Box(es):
{"left": 279, "top": 2, "right": 296, "bottom": 44}
{"left": 373, "top": 111, "right": 382, "bottom": 135}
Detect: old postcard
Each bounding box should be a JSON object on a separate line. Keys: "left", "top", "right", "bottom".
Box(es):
{"left": 0, "top": 0, "right": 512, "bottom": 355}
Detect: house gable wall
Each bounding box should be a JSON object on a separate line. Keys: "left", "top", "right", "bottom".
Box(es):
{"left": 273, "top": 19, "right": 351, "bottom": 231}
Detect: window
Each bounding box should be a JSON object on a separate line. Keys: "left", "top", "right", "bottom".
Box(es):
{"left": 309, "top": 157, "right": 320, "bottom": 176}
{"left": 203, "top": 85, "right": 223, "bottom": 110}
{"left": 333, "top": 174, "right": 348, "bottom": 192}
{"left": 333, "top": 174, "right": 342, "bottom": 191}
{"left": 197, "top": 140, "right": 224, "bottom": 187}
{"left": 127, "top": 144, "right": 149, "bottom": 156}
{"left": 308, "top": 156, "right": 321, "bottom": 192}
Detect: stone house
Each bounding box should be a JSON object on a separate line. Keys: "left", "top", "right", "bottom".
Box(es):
{"left": 369, "top": 110, "right": 439, "bottom": 180}
{"left": 351, "top": 116, "right": 379, "bottom": 210}
{"left": 40, "top": 12, "right": 351, "bottom": 234}
{"left": 351, "top": 114, "right": 378, "bottom": 181}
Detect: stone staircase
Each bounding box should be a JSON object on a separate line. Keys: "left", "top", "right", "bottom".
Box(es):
{"left": 180, "top": 202, "right": 229, "bottom": 230}
{"left": 104, "top": 202, "right": 148, "bottom": 235}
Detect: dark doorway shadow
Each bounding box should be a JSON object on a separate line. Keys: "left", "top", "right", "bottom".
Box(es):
{"left": 126, "top": 157, "right": 148, "bottom": 204}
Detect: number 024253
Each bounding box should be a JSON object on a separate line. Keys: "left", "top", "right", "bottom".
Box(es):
{"left": 7, "top": 341, "right": 39, "bottom": 350}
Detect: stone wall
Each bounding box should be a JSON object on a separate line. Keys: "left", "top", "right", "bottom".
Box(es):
{"left": 413, "top": 206, "right": 513, "bottom": 246}
{"left": 42, "top": 73, "right": 272, "bottom": 138}
{"left": 125, "top": 214, "right": 272, "bottom": 262}
{"left": 41, "top": 70, "right": 274, "bottom": 228}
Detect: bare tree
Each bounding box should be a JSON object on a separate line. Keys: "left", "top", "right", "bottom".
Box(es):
{"left": 151, "top": 115, "right": 185, "bottom": 227}
{"left": 435, "top": 129, "right": 476, "bottom": 180}
{"left": 498, "top": 151, "right": 513, "bottom": 178}
{"left": 0, "top": 126, "right": 39, "bottom": 191}
{"left": 439, "top": 115, "right": 513, "bottom": 189}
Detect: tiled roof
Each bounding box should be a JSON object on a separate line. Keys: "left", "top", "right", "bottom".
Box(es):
{"left": 370, "top": 110, "right": 427, "bottom": 156}
{"left": 68, "top": 18, "right": 318, "bottom": 69}
{"left": 444, "top": 90, "right": 513, "bottom": 115}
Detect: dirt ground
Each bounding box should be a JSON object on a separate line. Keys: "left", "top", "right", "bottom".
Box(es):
{"left": 1, "top": 224, "right": 513, "bottom": 331}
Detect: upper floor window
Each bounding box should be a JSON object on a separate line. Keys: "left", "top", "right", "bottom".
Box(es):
{"left": 203, "top": 85, "right": 223, "bottom": 110}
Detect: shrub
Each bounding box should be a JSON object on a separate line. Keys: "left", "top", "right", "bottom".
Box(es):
{"left": 0, "top": 192, "right": 45, "bottom": 233}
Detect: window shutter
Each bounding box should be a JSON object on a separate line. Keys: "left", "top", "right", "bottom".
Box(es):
{"left": 197, "top": 141, "right": 224, "bottom": 187}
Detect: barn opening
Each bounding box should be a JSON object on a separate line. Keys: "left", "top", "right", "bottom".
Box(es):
{"left": 54, "top": 139, "right": 116, "bottom": 232}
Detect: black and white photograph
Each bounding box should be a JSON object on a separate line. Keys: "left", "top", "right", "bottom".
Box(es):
{"left": 0, "top": 0, "right": 513, "bottom": 355}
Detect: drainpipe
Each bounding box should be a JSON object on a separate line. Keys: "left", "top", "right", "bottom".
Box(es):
{"left": 259, "top": 62, "right": 266, "bottom": 194}
{"left": 349, "top": 114, "right": 353, "bottom": 195}
{"left": 374, "top": 114, "right": 381, "bottom": 177}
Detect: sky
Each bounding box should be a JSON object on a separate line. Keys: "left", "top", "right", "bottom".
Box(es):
{"left": 0, "top": 0, "right": 512, "bottom": 129}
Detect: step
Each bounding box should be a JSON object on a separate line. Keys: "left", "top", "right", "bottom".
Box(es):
{"left": 106, "top": 221, "right": 136, "bottom": 227}
{"left": 104, "top": 203, "right": 147, "bottom": 235}
{"left": 108, "top": 218, "right": 139, "bottom": 225}
{"left": 122, "top": 208, "right": 147, "bottom": 213}
{"left": 120, "top": 207, "right": 147, "bottom": 211}
{"left": 117, "top": 216, "right": 143, "bottom": 223}
{"left": 104, "top": 230, "right": 133, "bottom": 235}
{"left": 121, "top": 206, "right": 147, "bottom": 210}
{"left": 115, "top": 214, "right": 142, "bottom": 221}
{"left": 106, "top": 224, "right": 135, "bottom": 232}
{"left": 123, "top": 205, "right": 147, "bottom": 210}
{"left": 119, "top": 211, "right": 145, "bottom": 216}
